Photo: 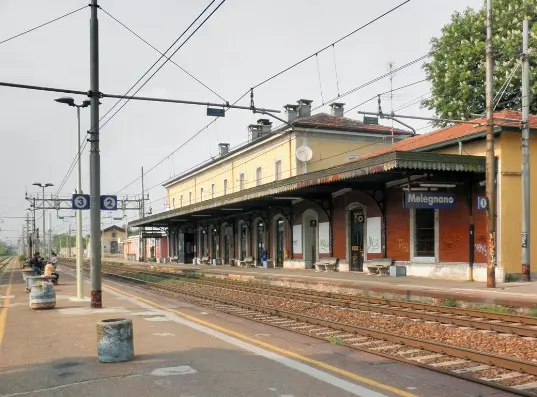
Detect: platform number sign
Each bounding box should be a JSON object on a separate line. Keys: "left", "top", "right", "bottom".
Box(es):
{"left": 477, "top": 196, "right": 488, "bottom": 211}
{"left": 100, "top": 195, "right": 118, "bottom": 211}
{"left": 72, "top": 194, "right": 90, "bottom": 210}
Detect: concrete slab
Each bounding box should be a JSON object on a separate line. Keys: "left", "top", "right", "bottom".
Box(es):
{"left": 0, "top": 263, "right": 520, "bottom": 397}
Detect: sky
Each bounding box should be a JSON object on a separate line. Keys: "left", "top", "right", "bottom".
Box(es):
{"left": 0, "top": 0, "right": 483, "bottom": 244}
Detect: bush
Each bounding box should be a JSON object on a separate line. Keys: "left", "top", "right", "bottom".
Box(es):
{"left": 18, "top": 254, "right": 27, "bottom": 262}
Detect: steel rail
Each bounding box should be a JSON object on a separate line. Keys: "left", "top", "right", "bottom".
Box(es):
{"left": 97, "top": 270, "right": 537, "bottom": 396}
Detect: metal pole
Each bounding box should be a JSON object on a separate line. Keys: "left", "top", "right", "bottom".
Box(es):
{"left": 68, "top": 223, "right": 72, "bottom": 258}
{"left": 485, "top": 0, "right": 496, "bottom": 288}
{"left": 521, "top": 17, "right": 531, "bottom": 281}
{"left": 139, "top": 166, "right": 145, "bottom": 262}
{"left": 89, "top": 0, "right": 102, "bottom": 308}
{"left": 42, "top": 187, "right": 46, "bottom": 257}
{"left": 76, "top": 106, "right": 84, "bottom": 298}
{"left": 48, "top": 212, "right": 52, "bottom": 257}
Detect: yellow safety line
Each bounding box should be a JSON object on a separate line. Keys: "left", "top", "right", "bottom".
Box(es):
{"left": 0, "top": 264, "right": 15, "bottom": 345}
{"left": 105, "top": 283, "right": 418, "bottom": 397}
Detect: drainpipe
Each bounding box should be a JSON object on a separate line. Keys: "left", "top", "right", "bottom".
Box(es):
{"left": 468, "top": 181, "right": 475, "bottom": 281}
{"left": 458, "top": 140, "right": 463, "bottom": 155}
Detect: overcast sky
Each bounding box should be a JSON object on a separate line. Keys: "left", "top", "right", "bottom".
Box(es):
{"left": 0, "top": 0, "right": 483, "bottom": 242}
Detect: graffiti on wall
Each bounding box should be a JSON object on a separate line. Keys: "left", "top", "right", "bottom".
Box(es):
{"left": 396, "top": 238, "right": 409, "bottom": 253}
{"left": 475, "top": 243, "right": 487, "bottom": 257}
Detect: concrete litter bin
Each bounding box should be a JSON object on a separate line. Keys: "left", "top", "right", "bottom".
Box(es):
{"left": 96, "top": 318, "right": 134, "bottom": 363}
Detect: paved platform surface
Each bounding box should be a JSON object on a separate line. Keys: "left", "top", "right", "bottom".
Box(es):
{"left": 0, "top": 261, "right": 518, "bottom": 397}
{"left": 103, "top": 257, "right": 537, "bottom": 307}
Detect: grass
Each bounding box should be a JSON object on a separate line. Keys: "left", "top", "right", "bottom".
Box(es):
{"left": 475, "top": 304, "right": 510, "bottom": 314}
{"left": 439, "top": 298, "right": 458, "bottom": 307}
{"left": 328, "top": 334, "right": 344, "bottom": 345}
{"left": 504, "top": 273, "right": 519, "bottom": 282}
{"left": 527, "top": 308, "right": 537, "bottom": 317}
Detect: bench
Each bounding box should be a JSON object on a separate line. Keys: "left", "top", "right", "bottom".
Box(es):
{"left": 199, "top": 256, "right": 211, "bottom": 265}
{"left": 366, "top": 258, "right": 393, "bottom": 275}
{"left": 314, "top": 257, "right": 339, "bottom": 272}
{"left": 237, "top": 256, "right": 255, "bottom": 267}
{"left": 25, "top": 275, "right": 57, "bottom": 292}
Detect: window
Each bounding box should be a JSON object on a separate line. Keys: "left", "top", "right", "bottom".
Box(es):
{"left": 211, "top": 183, "right": 215, "bottom": 198}
{"left": 223, "top": 179, "right": 228, "bottom": 195}
{"left": 200, "top": 187, "right": 204, "bottom": 201}
{"left": 414, "top": 209, "right": 435, "bottom": 257}
{"left": 189, "top": 192, "right": 192, "bottom": 205}
{"left": 239, "top": 173, "right": 245, "bottom": 191}
{"left": 172, "top": 198, "right": 175, "bottom": 209}
{"left": 256, "top": 167, "right": 262, "bottom": 186}
{"left": 180, "top": 195, "right": 183, "bottom": 207}
{"left": 274, "top": 160, "right": 282, "bottom": 181}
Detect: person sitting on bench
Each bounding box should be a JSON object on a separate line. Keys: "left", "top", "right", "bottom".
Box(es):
{"left": 29, "top": 252, "right": 44, "bottom": 275}
{"left": 44, "top": 261, "right": 59, "bottom": 283}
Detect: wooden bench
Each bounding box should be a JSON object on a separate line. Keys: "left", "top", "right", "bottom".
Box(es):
{"left": 366, "top": 258, "right": 393, "bottom": 275}
{"left": 199, "top": 256, "right": 210, "bottom": 265}
{"left": 314, "top": 257, "right": 339, "bottom": 272}
{"left": 237, "top": 256, "right": 255, "bottom": 267}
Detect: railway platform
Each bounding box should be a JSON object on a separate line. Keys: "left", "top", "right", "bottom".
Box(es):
{"left": 0, "top": 260, "right": 518, "bottom": 397}
{"left": 102, "top": 257, "right": 537, "bottom": 309}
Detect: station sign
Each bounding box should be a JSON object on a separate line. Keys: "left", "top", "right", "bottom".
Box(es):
{"left": 207, "top": 107, "right": 225, "bottom": 117}
{"left": 477, "top": 196, "right": 488, "bottom": 211}
{"left": 403, "top": 192, "right": 456, "bottom": 209}
{"left": 72, "top": 194, "right": 90, "bottom": 210}
{"left": 100, "top": 195, "right": 118, "bottom": 211}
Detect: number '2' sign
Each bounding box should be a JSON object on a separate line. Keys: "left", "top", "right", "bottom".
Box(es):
{"left": 100, "top": 195, "right": 118, "bottom": 211}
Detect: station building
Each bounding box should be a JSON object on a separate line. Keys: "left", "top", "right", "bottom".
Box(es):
{"left": 131, "top": 106, "right": 537, "bottom": 283}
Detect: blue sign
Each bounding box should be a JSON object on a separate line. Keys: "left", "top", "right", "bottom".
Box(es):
{"left": 207, "top": 107, "right": 225, "bottom": 117}
{"left": 72, "top": 194, "right": 90, "bottom": 210}
{"left": 477, "top": 196, "right": 488, "bottom": 211}
{"left": 403, "top": 192, "right": 456, "bottom": 209}
{"left": 100, "top": 195, "right": 118, "bottom": 211}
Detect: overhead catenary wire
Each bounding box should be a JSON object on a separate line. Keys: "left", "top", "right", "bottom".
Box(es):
{"left": 55, "top": 0, "right": 224, "bottom": 195}
{"left": 99, "top": 0, "right": 229, "bottom": 131}
{"left": 99, "top": 7, "right": 227, "bottom": 102}
{"left": 0, "top": 5, "right": 88, "bottom": 46}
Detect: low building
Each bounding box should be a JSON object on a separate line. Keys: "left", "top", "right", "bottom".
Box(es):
{"left": 131, "top": 109, "right": 537, "bottom": 282}
{"left": 88, "top": 225, "right": 126, "bottom": 256}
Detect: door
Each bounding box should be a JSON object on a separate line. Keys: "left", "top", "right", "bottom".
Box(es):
{"left": 276, "top": 220, "right": 285, "bottom": 267}
{"left": 211, "top": 232, "right": 218, "bottom": 260}
{"left": 350, "top": 210, "right": 365, "bottom": 271}
{"left": 240, "top": 225, "right": 247, "bottom": 260}
{"left": 257, "top": 222, "right": 266, "bottom": 263}
{"left": 184, "top": 232, "right": 195, "bottom": 264}
{"left": 224, "top": 234, "right": 230, "bottom": 264}
{"left": 110, "top": 240, "right": 118, "bottom": 254}
{"left": 303, "top": 220, "right": 317, "bottom": 269}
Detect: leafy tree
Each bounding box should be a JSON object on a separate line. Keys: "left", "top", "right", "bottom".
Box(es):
{"left": 423, "top": 0, "right": 537, "bottom": 125}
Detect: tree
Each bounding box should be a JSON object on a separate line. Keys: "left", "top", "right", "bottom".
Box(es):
{"left": 423, "top": 0, "right": 537, "bottom": 125}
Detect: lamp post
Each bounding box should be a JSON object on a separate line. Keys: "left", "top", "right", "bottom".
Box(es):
{"left": 55, "top": 97, "right": 90, "bottom": 299}
{"left": 32, "top": 182, "right": 53, "bottom": 257}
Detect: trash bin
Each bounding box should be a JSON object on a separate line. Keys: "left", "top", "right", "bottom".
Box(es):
{"left": 96, "top": 318, "right": 134, "bottom": 363}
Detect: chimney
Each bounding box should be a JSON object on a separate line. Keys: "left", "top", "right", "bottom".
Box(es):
{"left": 218, "top": 143, "right": 230, "bottom": 156}
{"left": 284, "top": 104, "right": 299, "bottom": 123}
{"left": 297, "top": 99, "right": 313, "bottom": 118}
{"left": 257, "top": 118, "right": 272, "bottom": 134}
{"left": 329, "top": 102, "right": 345, "bottom": 117}
{"left": 248, "top": 124, "right": 263, "bottom": 141}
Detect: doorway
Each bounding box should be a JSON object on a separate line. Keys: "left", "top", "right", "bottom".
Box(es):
{"left": 275, "top": 219, "right": 285, "bottom": 267}
{"left": 184, "top": 232, "right": 195, "bottom": 264}
{"left": 349, "top": 209, "right": 365, "bottom": 271}
{"left": 110, "top": 240, "right": 118, "bottom": 254}
{"left": 223, "top": 225, "right": 232, "bottom": 264}
{"left": 256, "top": 221, "right": 266, "bottom": 263}
{"left": 240, "top": 224, "right": 248, "bottom": 260}
{"left": 211, "top": 229, "right": 218, "bottom": 260}
{"left": 303, "top": 211, "right": 318, "bottom": 269}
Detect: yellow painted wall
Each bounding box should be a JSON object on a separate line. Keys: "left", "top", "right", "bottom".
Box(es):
{"left": 496, "top": 132, "right": 537, "bottom": 275}
{"left": 432, "top": 132, "right": 537, "bottom": 275}
{"left": 166, "top": 134, "right": 293, "bottom": 207}
{"left": 303, "top": 135, "right": 401, "bottom": 173}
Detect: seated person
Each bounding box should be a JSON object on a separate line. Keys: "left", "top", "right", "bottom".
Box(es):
{"left": 29, "top": 252, "right": 44, "bottom": 275}
{"left": 44, "top": 262, "right": 59, "bottom": 283}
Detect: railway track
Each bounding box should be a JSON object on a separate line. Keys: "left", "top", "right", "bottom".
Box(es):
{"left": 64, "top": 261, "right": 537, "bottom": 396}
{"left": 103, "top": 263, "right": 537, "bottom": 338}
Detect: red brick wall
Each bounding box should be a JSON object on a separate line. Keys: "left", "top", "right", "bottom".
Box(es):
{"left": 439, "top": 191, "right": 470, "bottom": 262}
{"left": 386, "top": 189, "right": 411, "bottom": 261}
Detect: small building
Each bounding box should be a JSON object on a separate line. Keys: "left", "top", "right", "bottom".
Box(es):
{"left": 123, "top": 234, "right": 169, "bottom": 262}
{"left": 131, "top": 109, "right": 537, "bottom": 282}
{"left": 101, "top": 225, "right": 125, "bottom": 254}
